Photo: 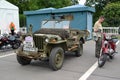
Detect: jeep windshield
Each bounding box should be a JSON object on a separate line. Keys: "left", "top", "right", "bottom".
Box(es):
{"left": 41, "top": 20, "right": 70, "bottom": 29}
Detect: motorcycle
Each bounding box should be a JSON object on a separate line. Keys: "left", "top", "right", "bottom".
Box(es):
{"left": 0, "top": 33, "right": 21, "bottom": 49}
{"left": 98, "top": 33, "right": 119, "bottom": 67}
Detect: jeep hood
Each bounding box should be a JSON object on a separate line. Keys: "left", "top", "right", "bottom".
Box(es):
{"left": 34, "top": 33, "right": 62, "bottom": 40}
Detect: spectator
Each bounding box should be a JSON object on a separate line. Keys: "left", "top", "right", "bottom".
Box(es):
{"left": 9, "top": 22, "right": 16, "bottom": 35}
{"left": 93, "top": 16, "right": 105, "bottom": 58}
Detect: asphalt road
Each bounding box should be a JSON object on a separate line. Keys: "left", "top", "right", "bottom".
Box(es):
{"left": 0, "top": 40, "right": 120, "bottom": 80}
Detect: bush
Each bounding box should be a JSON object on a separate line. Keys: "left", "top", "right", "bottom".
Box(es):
{"left": 102, "top": 2, "right": 120, "bottom": 27}
{"left": 19, "top": 14, "right": 26, "bottom": 27}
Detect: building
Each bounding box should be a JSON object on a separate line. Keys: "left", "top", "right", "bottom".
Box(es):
{"left": 0, "top": 0, "right": 19, "bottom": 34}
{"left": 24, "top": 5, "right": 95, "bottom": 39}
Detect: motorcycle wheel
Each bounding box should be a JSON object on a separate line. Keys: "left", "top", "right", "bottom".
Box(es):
{"left": 98, "top": 54, "right": 107, "bottom": 67}
{"left": 12, "top": 42, "right": 20, "bottom": 49}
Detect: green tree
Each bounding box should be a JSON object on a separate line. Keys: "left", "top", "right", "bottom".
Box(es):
{"left": 71, "top": 0, "right": 78, "bottom": 5}
{"left": 86, "top": 0, "right": 119, "bottom": 8}
{"left": 85, "top": 0, "right": 120, "bottom": 23}
{"left": 36, "top": 0, "right": 72, "bottom": 9}
{"left": 101, "top": 2, "right": 120, "bottom": 27}
{"left": 7, "top": 0, "right": 39, "bottom": 14}
{"left": 7, "top": 0, "right": 73, "bottom": 27}
{"left": 7, "top": 0, "right": 72, "bottom": 13}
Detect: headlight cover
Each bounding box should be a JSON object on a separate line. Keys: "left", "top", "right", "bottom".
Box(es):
{"left": 45, "top": 37, "right": 57, "bottom": 43}
{"left": 45, "top": 38, "right": 49, "bottom": 42}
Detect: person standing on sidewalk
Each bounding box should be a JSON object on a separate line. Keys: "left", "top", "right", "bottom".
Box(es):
{"left": 9, "top": 22, "right": 16, "bottom": 35}
{"left": 93, "top": 16, "right": 105, "bottom": 58}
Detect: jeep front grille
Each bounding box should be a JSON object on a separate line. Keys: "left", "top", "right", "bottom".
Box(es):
{"left": 33, "top": 36, "right": 45, "bottom": 51}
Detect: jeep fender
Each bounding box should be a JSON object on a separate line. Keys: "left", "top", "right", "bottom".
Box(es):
{"left": 47, "top": 40, "right": 67, "bottom": 52}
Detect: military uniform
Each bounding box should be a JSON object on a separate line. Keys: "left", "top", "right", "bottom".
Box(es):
{"left": 93, "top": 21, "right": 103, "bottom": 58}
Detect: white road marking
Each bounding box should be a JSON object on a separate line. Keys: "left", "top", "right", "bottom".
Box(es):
{"left": 79, "top": 61, "right": 98, "bottom": 80}
{"left": 0, "top": 53, "right": 15, "bottom": 58}
{"left": 79, "top": 40, "right": 120, "bottom": 80}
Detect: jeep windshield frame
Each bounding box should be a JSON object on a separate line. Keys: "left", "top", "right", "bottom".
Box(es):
{"left": 41, "top": 20, "right": 70, "bottom": 29}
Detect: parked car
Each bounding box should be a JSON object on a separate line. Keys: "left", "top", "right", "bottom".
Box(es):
{"left": 16, "top": 19, "right": 89, "bottom": 70}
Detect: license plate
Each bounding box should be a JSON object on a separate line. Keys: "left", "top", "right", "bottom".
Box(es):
{"left": 23, "top": 36, "right": 36, "bottom": 51}
{"left": 23, "top": 42, "right": 36, "bottom": 51}
{"left": 23, "top": 47, "right": 36, "bottom": 52}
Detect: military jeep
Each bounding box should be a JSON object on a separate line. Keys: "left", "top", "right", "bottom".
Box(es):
{"left": 16, "top": 20, "right": 89, "bottom": 70}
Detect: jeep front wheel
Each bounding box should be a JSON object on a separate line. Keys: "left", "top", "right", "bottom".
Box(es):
{"left": 17, "top": 55, "right": 31, "bottom": 65}
{"left": 75, "top": 42, "right": 83, "bottom": 57}
{"left": 49, "top": 47, "right": 64, "bottom": 71}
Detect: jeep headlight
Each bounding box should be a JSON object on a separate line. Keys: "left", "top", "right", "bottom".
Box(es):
{"left": 45, "top": 37, "right": 57, "bottom": 43}
{"left": 45, "top": 38, "right": 49, "bottom": 42}
{"left": 50, "top": 38, "right": 57, "bottom": 42}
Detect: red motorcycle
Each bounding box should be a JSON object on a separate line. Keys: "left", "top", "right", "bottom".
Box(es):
{"left": 98, "top": 33, "right": 119, "bottom": 67}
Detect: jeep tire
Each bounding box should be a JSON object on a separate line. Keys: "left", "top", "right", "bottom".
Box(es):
{"left": 75, "top": 42, "right": 83, "bottom": 57}
{"left": 49, "top": 47, "right": 64, "bottom": 71}
{"left": 17, "top": 55, "right": 31, "bottom": 65}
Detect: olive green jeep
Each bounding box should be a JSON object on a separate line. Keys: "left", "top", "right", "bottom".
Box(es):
{"left": 16, "top": 20, "right": 89, "bottom": 71}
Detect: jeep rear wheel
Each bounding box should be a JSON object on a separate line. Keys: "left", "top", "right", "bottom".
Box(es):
{"left": 49, "top": 47, "right": 64, "bottom": 71}
{"left": 75, "top": 43, "right": 83, "bottom": 57}
{"left": 17, "top": 55, "right": 31, "bottom": 65}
